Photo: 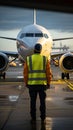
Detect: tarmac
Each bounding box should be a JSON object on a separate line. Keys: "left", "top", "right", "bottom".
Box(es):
{"left": 0, "top": 65, "right": 73, "bottom": 130}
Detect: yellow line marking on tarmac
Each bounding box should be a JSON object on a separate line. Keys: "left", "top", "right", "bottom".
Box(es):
{"left": 0, "top": 79, "right": 73, "bottom": 86}
{"left": 64, "top": 79, "right": 73, "bottom": 91}
{"left": 0, "top": 80, "right": 66, "bottom": 85}
{"left": 67, "top": 85, "right": 73, "bottom": 91}
{"left": 51, "top": 80, "right": 66, "bottom": 84}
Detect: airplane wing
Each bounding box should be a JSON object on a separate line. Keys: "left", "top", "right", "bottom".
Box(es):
{"left": 0, "top": 50, "right": 18, "bottom": 57}
{"left": 51, "top": 51, "right": 67, "bottom": 58}
{"left": 51, "top": 49, "right": 73, "bottom": 58}
{"left": 0, "top": 36, "right": 17, "bottom": 41}
{"left": 53, "top": 37, "right": 73, "bottom": 41}
{"left": 0, "top": 36, "right": 73, "bottom": 41}
{"left": 0, "top": 36, "right": 73, "bottom": 59}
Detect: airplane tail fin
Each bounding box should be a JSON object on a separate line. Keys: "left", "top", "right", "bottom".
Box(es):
{"left": 33, "top": 9, "right": 36, "bottom": 24}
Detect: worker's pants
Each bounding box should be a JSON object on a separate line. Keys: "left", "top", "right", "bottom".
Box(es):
{"left": 28, "top": 85, "right": 46, "bottom": 120}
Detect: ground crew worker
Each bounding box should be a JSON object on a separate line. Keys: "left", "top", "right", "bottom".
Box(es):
{"left": 23, "top": 43, "right": 52, "bottom": 123}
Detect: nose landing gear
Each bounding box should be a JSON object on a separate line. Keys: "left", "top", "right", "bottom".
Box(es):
{"left": 0, "top": 72, "right": 6, "bottom": 79}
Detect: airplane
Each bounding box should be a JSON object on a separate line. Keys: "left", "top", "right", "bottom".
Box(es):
{"left": 0, "top": 9, "right": 73, "bottom": 79}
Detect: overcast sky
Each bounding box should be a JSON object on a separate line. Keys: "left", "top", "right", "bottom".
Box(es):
{"left": 0, "top": 6, "right": 73, "bottom": 51}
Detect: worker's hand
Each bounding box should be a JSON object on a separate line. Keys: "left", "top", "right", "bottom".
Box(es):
{"left": 46, "top": 84, "right": 50, "bottom": 89}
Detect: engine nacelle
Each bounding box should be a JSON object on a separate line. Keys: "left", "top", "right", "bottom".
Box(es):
{"left": 59, "top": 52, "right": 73, "bottom": 73}
{"left": 0, "top": 52, "right": 9, "bottom": 72}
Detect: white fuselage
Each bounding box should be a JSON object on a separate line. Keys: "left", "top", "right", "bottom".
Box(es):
{"left": 16, "top": 24, "right": 53, "bottom": 61}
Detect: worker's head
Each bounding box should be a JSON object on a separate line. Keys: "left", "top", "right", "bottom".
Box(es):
{"left": 34, "top": 43, "right": 42, "bottom": 53}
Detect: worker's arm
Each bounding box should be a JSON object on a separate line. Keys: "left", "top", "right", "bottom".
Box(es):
{"left": 46, "top": 60, "right": 52, "bottom": 85}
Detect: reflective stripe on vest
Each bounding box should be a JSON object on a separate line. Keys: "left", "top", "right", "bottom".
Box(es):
{"left": 27, "top": 54, "right": 47, "bottom": 85}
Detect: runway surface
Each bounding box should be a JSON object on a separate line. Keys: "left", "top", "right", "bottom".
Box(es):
{"left": 0, "top": 65, "right": 73, "bottom": 130}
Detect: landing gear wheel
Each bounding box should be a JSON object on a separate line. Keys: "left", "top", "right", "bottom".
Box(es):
{"left": 3, "top": 72, "right": 6, "bottom": 79}
{"left": 61, "top": 72, "right": 69, "bottom": 79}
{"left": 62, "top": 72, "right": 65, "bottom": 79}
{"left": 66, "top": 73, "right": 69, "bottom": 79}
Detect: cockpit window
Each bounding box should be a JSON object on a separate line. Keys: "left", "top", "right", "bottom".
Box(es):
{"left": 20, "top": 33, "right": 49, "bottom": 39}
{"left": 26, "top": 33, "right": 34, "bottom": 37}
{"left": 35, "top": 33, "right": 43, "bottom": 37}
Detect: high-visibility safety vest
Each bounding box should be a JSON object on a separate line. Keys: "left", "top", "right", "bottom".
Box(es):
{"left": 27, "top": 54, "right": 47, "bottom": 85}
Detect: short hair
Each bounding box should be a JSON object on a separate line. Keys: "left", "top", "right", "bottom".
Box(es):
{"left": 34, "top": 43, "right": 42, "bottom": 53}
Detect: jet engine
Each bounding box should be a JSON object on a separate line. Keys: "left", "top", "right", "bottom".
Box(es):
{"left": 0, "top": 52, "right": 9, "bottom": 72}
{"left": 59, "top": 52, "right": 73, "bottom": 73}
